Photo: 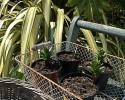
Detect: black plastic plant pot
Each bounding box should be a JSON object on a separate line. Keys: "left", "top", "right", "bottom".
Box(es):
{"left": 95, "top": 73, "right": 111, "bottom": 91}
{"left": 57, "top": 51, "right": 80, "bottom": 77}
{"left": 82, "top": 61, "right": 113, "bottom": 91}
{"left": 31, "top": 59, "right": 62, "bottom": 84}
{"left": 60, "top": 72, "right": 98, "bottom": 100}
{"left": 95, "top": 62, "right": 113, "bottom": 90}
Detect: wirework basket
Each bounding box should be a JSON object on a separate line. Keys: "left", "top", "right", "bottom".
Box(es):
{"left": 0, "top": 78, "right": 53, "bottom": 100}
{"left": 15, "top": 41, "right": 125, "bottom": 100}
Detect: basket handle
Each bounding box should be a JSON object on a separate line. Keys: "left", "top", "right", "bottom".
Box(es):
{"left": 32, "top": 41, "right": 52, "bottom": 50}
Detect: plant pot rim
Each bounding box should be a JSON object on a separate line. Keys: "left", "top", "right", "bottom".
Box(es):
{"left": 41, "top": 66, "right": 62, "bottom": 75}
{"left": 60, "top": 72, "right": 99, "bottom": 99}
{"left": 60, "top": 72, "right": 94, "bottom": 82}
{"left": 84, "top": 66, "right": 113, "bottom": 76}
{"left": 31, "top": 59, "right": 62, "bottom": 74}
{"left": 57, "top": 51, "right": 80, "bottom": 62}
{"left": 83, "top": 60, "right": 113, "bottom": 72}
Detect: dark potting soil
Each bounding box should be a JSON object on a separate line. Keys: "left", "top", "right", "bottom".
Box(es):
{"left": 58, "top": 53, "right": 79, "bottom": 61}
{"left": 32, "top": 60, "right": 59, "bottom": 74}
{"left": 61, "top": 76, "right": 97, "bottom": 99}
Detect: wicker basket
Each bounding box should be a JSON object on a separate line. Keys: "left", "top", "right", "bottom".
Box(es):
{"left": 15, "top": 41, "right": 125, "bottom": 100}
{"left": 0, "top": 78, "right": 53, "bottom": 100}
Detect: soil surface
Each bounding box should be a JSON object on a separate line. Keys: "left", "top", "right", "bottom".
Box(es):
{"left": 32, "top": 60, "right": 60, "bottom": 74}
{"left": 61, "top": 76, "right": 97, "bottom": 99}
{"left": 58, "top": 53, "right": 80, "bottom": 61}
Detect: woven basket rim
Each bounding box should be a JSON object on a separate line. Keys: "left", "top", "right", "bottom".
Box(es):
{"left": 0, "top": 77, "right": 54, "bottom": 100}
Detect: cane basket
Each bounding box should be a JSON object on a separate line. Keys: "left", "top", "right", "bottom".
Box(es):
{"left": 15, "top": 41, "right": 125, "bottom": 100}
{"left": 0, "top": 78, "right": 53, "bottom": 100}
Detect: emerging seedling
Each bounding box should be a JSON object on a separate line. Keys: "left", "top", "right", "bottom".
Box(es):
{"left": 40, "top": 46, "right": 53, "bottom": 68}
{"left": 88, "top": 60, "right": 105, "bottom": 78}
{"left": 95, "top": 48, "right": 106, "bottom": 62}
{"left": 88, "top": 49, "right": 107, "bottom": 78}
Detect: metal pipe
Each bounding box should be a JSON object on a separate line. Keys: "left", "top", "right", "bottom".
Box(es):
{"left": 77, "top": 20, "right": 125, "bottom": 39}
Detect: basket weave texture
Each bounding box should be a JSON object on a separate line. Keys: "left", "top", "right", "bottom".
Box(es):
{"left": 0, "top": 78, "right": 53, "bottom": 100}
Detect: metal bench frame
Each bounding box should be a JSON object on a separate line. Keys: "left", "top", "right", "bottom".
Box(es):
{"left": 67, "top": 16, "right": 125, "bottom": 42}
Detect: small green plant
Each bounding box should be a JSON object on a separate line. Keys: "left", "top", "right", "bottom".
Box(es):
{"left": 88, "top": 49, "right": 106, "bottom": 78}
{"left": 40, "top": 46, "right": 53, "bottom": 67}
{"left": 88, "top": 60, "right": 104, "bottom": 78}
{"left": 96, "top": 48, "right": 106, "bottom": 62}
{"left": 40, "top": 46, "right": 53, "bottom": 61}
